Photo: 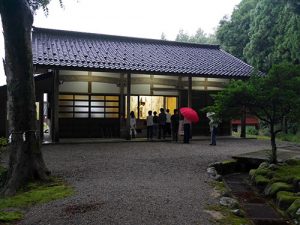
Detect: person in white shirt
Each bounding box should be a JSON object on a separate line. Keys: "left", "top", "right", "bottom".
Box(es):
{"left": 130, "top": 111, "right": 136, "bottom": 138}
{"left": 146, "top": 110, "right": 153, "bottom": 140}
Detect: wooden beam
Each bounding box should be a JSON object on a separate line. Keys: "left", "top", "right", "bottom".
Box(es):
{"left": 60, "top": 74, "right": 227, "bottom": 88}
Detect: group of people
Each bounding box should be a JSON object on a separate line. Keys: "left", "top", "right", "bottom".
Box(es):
{"left": 129, "top": 108, "right": 182, "bottom": 141}
{"left": 129, "top": 109, "right": 219, "bottom": 145}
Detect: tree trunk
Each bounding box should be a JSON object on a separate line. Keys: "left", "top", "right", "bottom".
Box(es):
{"left": 270, "top": 124, "right": 278, "bottom": 164}
{"left": 240, "top": 107, "right": 246, "bottom": 138}
{"left": 0, "top": 0, "right": 49, "bottom": 196}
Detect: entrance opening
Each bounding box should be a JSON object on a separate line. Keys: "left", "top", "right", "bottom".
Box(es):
{"left": 43, "top": 93, "right": 52, "bottom": 142}
{"left": 125, "top": 95, "right": 177, "bottom": 119}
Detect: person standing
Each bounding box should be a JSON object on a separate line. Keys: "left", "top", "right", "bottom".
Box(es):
{"left": 130, "top": 111, "right": 136, "bottom": 138}
{"left": 153, "top": 111, "right": 159, "bottom": 138}
{"left": 207, "top": 112, "right": 218, "bottom": 146}
{"left": 171, "top": 109, "right": 179, "bottom": 142}
{"left": 209, "top": 120, "right": 218, "bottom": 146}
{"left": 183, "top": 116, "right": 191, "bottom": 144}
{"left": 146, "top": 110, "right": 153, "bottom": 140}
{"left": 158, "top": 108, "right": 167, "bottom": 139}
{"left": 165, "top": 109, "right": 171, "bottom": 137}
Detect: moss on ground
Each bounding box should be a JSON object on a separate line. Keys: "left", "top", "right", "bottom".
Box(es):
{"left": 0, "top": 178, "right": 73, "bottom": 223}
{"left": 287, "top": 199, "right": 300, "bottom": 217}
{"left": 250, "top": 159, "right": 300, "bottom": 185}
{"left": 206, "top": 205, "right": 251, "bottom": 225}
{"left": 264, "top": 182, "right": 293, "bottom": 197}
{"left": 276, "top": 191, "right": 300, "bottom": 209}
{"left": 212, "top": 181, "right": 227, "bottom": 193}
{"left": 254, "top": 175, "right": 270, "bottom": 186}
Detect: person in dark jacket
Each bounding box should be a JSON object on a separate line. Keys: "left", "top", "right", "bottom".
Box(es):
{"left": 153, "top": 111, "right": 159, "bottom": 138}
{"left": 158, "top": 108, "right": 166, "bottom": 139}
{"left": 171, "top": 109, "right": 179, "bottom": 142}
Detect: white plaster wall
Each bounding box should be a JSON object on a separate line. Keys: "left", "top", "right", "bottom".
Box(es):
{"left": 154, "top": 75, "right": 178, "bottom": 80}
{"left": 92, "top": 82, "right": 120, "bottom": 94}
{"left": 92, "top": 72, "right": 120, "bottom": 78}
{"left": 207, "top": 86, "right": 224, "bottom": 91}
{"left": 192, "top": 77, "right": 206, "bottom": 81}
{"left": 154, "top": 84, "right": 176, "bottom": 89}
{"left": 131, "top": 74, "right": 150, "bottom": 78}
{"left": 192, "top": 86, "right": 205, "bottom": 90}
{"left": 59, "top": 70, "right": 88, "bottom": 76}
{"left": 131, "top": 84, "right": 151, "bottom": 95}
{"left": 59, "top": 81, "right": 88, "bottom": 93}
{"left": 153, "top": 91, "right": 178, "bottom": 96}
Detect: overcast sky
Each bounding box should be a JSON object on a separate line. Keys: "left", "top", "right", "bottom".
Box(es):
{"left": 0, "top": 0, "right": 241, "bottom": 85}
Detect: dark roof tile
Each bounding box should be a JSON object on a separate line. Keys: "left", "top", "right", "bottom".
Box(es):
{"left": 32, "top": 27, "right": 256, "bottom": 77}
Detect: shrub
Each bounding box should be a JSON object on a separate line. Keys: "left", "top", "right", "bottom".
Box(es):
{"left": 246, "top": 127, "right": 258, "bottom": 135}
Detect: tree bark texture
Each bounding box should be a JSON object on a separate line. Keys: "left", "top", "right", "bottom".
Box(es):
{"left": 0, "top": 0, "right": 49, "bottom": 196}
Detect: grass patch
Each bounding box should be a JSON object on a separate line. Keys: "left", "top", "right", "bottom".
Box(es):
{"left": 278, "top": 134, "right": 300, "bottom": 143}
{"left": 0, "top": 178, "right": 73, "bottom": 223}
{"left": 0, "top": 211, "right": 23, "bottom": 222}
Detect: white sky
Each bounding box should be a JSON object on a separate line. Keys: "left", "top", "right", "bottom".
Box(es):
{"left": 0, "top": 0, "right": 241, "bottom": 85}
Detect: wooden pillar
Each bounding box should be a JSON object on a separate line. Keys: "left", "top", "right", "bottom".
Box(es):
{"left": 178, "top": 75, "right": 182, "bottom": 108}
{"left": 119, "top": 73, "right": 125, "bottom": 136}
{"left": 188, "top": 76, "right": 192, "bottom": 108}
{"left": 126, "top": 73, "right": 131, "bottom": 139}
{"left": 39, "top": 94, "right": 43, "bottom": 141}
{"left": 52, "top": 70, "right": 59, "bottom": 142}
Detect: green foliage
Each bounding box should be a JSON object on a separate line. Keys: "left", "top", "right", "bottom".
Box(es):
{"left": 287, "top": 199, "right": 300, "bottom": 217}
{"left": 207, "top": 64, "right": 300, "bottom": 163}
{"left": 278, "top": 133, "right": 300, "bottom": 143}
{"left": 175, "top": 28, "right": 219, "bottom": 45}
{"left": 264, "top": 182, "right": 293, "bottom": 197}
{"left": 0, "top": 211, "right": 23, "bottom": 222}
{"left": 244, "top": 1, "right": 300, "bottom": 71}
{"left": 0, "top": 166, "right": 8, "bottom": 187}
{"left": 254, "top": 175, "right": 270, "bottom": 186}
{"left": 29, "top": 0, "right": 63, "bottom": 14}
{"left": 246, "top": 127, "right": 258, "bottom": 135}
{"left": 0, "top": 137, "right": 7, "bottom": 162}
{"left": 217, "top": 0, "right": 300, "bottom": 72}
{"left": 0, "top": 179, "right": 73, "bottom": 222}
{"left": 0, "top": 138, "right": 7, "bottom": 147}
{"left": 276, "top": 191, "right": 300, "bottom": 209}
{"left": 217, "top": 0, "right": 258, "bottom": 61}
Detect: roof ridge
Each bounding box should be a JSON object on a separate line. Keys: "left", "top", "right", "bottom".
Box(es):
{"left": 32, "top": 26, "right": 220, "bottom": 49}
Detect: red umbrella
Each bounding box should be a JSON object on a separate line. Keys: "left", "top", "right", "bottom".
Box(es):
{"left": 180, "top": 107, "right": 199, "bottom": 123}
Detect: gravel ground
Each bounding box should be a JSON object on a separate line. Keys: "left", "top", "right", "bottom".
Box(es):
{"left": 17, "top": 138, "right": 274, "bottom": 225}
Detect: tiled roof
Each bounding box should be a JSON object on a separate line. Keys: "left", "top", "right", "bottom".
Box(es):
{"left": 32, "top": 27, "right": 255, "bottom": 77}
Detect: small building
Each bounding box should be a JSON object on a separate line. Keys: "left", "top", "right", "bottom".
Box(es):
{"left": 0, "top": 27, "right": 256, "bottom": 142}
{"left": 231, "top": 117, "right": 259, "bottom": 133}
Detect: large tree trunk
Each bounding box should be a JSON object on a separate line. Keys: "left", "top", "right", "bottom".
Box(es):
{"left": 0, "top": 0, "right": 49, "bottom": 196}
{"left": 270, "top": 124, "right": 278, "bottom": 164}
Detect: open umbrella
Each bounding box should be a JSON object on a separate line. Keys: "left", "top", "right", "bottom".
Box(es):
{"left": 180, "top": 107, "right": 199, "bottom": 123}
